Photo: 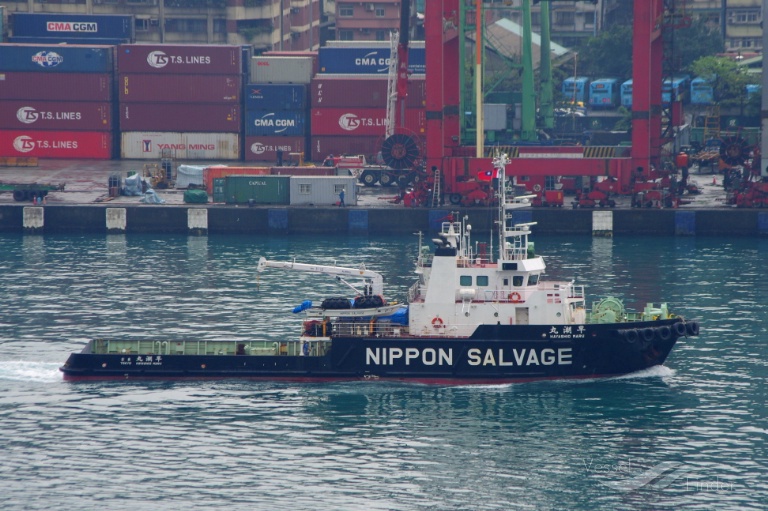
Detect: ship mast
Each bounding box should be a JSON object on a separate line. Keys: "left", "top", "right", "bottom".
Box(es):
{"left": 495, "top": 153, "right": 536, "bottom": 265}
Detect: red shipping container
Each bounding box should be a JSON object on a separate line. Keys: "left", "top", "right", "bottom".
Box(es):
{"left": 117, "top": 44, "right": 243, "bottom": 75}
{"left": 311, "top": 108, "right": 426, "bottom": 137}
{"left": 245, "top": 136, "right": 305, "bottom": 162}
{"left": 0, "top": 130, "right": 112, "bottom": 159}
{"left": 310, "top": 135, "right": 382, "bottom": 162}
{"left": 0, "top": 100, "right": 113, "bottom": 131}
{"left": 203, "top": 166, "right": 270, "bottom": 194}
{"left": 119, "top": 74, "right": 241, "bottom": 103}
{"left": 0, "top": 72, "right": 113, "bottom": 101}
{"left": 311, "top": 75, "right": 426, "bottom": 108}
{"left": 119, "top": 103, "right": 241, "bottom": 133}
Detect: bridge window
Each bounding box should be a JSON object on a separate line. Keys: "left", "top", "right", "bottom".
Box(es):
{"left": 477, "top": 276, "right": 488, "bottom": 287}
{"left": 513, "top": 276, "right": 524, "bottom": 287}
{"left": 529, "top": 274, "right": 539, "bottom": 285}
{"left": 460, "top": 276, "right": 472, "bottom": 286}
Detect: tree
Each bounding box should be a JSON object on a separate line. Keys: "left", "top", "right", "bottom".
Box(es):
{"left": 575, "top": 25, "right": 633, "bottom": 80}
{"left": 671, "top": 17, "right": 724, "bottom": 71}
{"left": 689, "top": 56, "right": 757, "bottom": 109}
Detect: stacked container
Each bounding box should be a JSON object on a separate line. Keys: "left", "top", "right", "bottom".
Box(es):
{"left": 117, "top": 44, "right": 243, "bottom": 160}
{"left": 9, "top": 13, "right": 135, "bottom": 46}
{"left": 309, "top": 73, "right": 427, "bottom": 162}
{"left": 245, "top": 56, "right": 313, "bottom": 163}
{"left": 0, "top": 43, "right": 115, "bottom": 159}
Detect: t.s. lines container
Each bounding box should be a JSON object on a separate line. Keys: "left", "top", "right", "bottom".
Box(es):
{"left": 0, "top": 72, "right": 113, "bottom": 101}
{"left": 0, "top": 130, "right": 112, "bottom": 158}
{"left": 117, "top": 44, "right": 243, "bottom": 75}
{"left": 119, "top": 74, "right": 241, "bottom": 103}
{"left": 0, "top": 100, "right": 113, "bottom": 131}
{"left": 311, "top": 108, "right": 425, "bottom": 136}
{"left": 244, "top": 136, "right": 306, "bottom": 162}
{"left": 119, "top": 103, "right": 241, "bottom": 132}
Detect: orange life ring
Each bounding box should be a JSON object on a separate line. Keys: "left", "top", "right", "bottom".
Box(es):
{"left": 508, "top": 292, "right": 522, "bottom": 303}
{"left": 432, "top": 317, "right": 444, "bottom": 328}
{"left": 533, "top": 184, "right": 542, "bottom": 192}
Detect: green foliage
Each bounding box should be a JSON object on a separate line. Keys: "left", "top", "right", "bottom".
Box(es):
{"left": 670, "top": 17, "right": 724, "bottom": 70}
{"left": 689, "top": 56, "right": 758, "bottom": 109}
{"left": 575, "top": 25, "right": 632, "bottom": 80}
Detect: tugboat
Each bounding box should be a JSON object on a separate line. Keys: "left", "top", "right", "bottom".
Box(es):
{"left": 60, "top": 155, "right": 699, "bottom": 382}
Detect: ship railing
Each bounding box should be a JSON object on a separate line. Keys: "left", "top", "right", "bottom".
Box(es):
{"left": 408, "top": 281, "right": 423, "bottom": 302}
{"left": 96, "top": 338, "right": 332, "bottom": 357}
{"left": 331, "top": 320, "right": 411, "bottom": 338}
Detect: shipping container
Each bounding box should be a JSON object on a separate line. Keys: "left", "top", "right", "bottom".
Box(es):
{"left": 119, "top": 103, "right": 241, "bottom": 133}
{"left": 244, "top": 83, "right": 308, "bottom": 110}
{"left": 204, "top": 166, "right": 270, "bottom": 194}
{"left": 0, "top": 43, "right": 115, "bottom": 73}
{"left": 0, "top": 72, "right": 113, "bottom": 101}
{"left": 270, "top": 166, "right": 336, "bottom": 176}
{"left": 311, "top": 107, "right": 426, "bottom": 137}
{"left": 11, "top": 13, "right": 135, "bottom": 42}
{"left": 318, "top": 46, "right": 425, "bottom": 75}
{"left": 0, "top": 130, "right": 112, "bottom": 159}
{"left": 118, "top": 44, "right": 243, "bottom": 75}
{"left": 8, "top": 36, "right": 128, "bottom": 46}
{"left": 250, "top": 56, "right": 313, "bottom": 84}
{"left": 245, "top": 110, "right": 306, "bottom": 137}
{"left": 224, "top": 175, "right": 290, "bottom": 204}
{"left": 245, "top": 136, "right": 306, "bottom": 162}
{"left": 0, "top": 100, "right": 113, "bottom": 131}
{"left": 310, "top": 135, "right": 382, "bottom": 162}
{"left": 311, "top": 75, "right": 426, "bottom": 108}
{"left": 289, "top": 176, "right": 358, "bottom": 206}
{"left": 119, "top": 74, "right": 241, "bottom": 103}
{"left": 121, "top": 132, "right": 241, "bottom": 160}
{"left": 262, "top": 50, "right": 319, "bottom": 76}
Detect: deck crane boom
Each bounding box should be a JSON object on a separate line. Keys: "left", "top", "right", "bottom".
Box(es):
{"left": 257, "top": 257, "right": 384, "bottom": 297}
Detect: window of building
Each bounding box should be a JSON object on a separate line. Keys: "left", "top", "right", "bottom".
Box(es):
{"left": 545, "top": 176, "right": 557, "bottom": 190}
{"left": 213, "top": 19, "right": 226, "bottom": 33}
{"left": 339, "top": 6, "right": 354, "bottom": 17}
{"left": 530, "top": 13, "right": 540, "bottom": 26}
{"left": 730, "top": 9, "right": 760, "bottom": 24}
{"left": 339, "top": 30, "right": 354, "bottom": 41}
{"left": 375, "top": 7, "right": 385, "bottom": 17}
{"left": 555, "top": 11, "right": 574, "bottom": 25}
{"left": 135, "top": 18, "right": 149, "bottom": 32}
{"left": 333, "top": 184, "right": 346, "bottom": 194}
{"left": 477, "top": 276, "right": 489, "bottom": 287}
{"left": 165, "top": 18, "right": 207, "bottom": 33}
{"left": 299, "top": 184, "right": 311, "bottom": 194}
{"left": 375, "top": 30, "right": 387, "bottom": 41}
{"left": 460, "top": 276, "right": 472, "bottom": 287}
{"left": 584, "top": 11, "right": 595, "bottom": 26}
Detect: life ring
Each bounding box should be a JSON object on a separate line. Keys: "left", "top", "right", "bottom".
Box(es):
{"left": 673, "top": 321, "right": 687, "bottom": 337}
{"left": 657, "top": 325, "right": 672, "bottom": 341}
{"left": 533, "top": 184, "right": 542, "bottom": 192}
{"left": 432, "top": 317, "right": 444, "bottom": 328}
{"left": 508, "top": 291, "right": 522, "bottom": 303}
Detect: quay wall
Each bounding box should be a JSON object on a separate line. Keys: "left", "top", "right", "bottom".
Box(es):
{"left": 1, "top": 205, "right": 767, "bottom": 237}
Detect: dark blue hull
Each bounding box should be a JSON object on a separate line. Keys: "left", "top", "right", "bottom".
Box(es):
{"left": 60, "top": 320, "right": 693, "bottom": 383}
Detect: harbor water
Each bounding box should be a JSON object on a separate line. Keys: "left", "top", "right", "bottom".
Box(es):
{"left": 0, "top": 232, "right": 766, "bottom": 511}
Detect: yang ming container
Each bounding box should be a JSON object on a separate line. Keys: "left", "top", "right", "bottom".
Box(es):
{"left": 119, "top": 74, "right": 241, "bottom": 103}
{"left": 117, "top": 44, "right": 243, "bottom": 75}
{"left": 11, "top": 13, "right": 134, "bottom": 42}
{"left": 0, "top": 43, "right": 115, "bottom": 73}
{"left": 311, "top": 75, "right": 426, "bottom": 108}
{"left": 120, "top": 103, "right": 241, "bottom": 133}
{"left": 121, "top": 132, "right": 240, "bottom": 160}
{"left": 0, "top": 100, "right": 113, "bottom": 131}
{"left": 244, "top": 83, "right": 308, "bottom": 111}
{"left": 245, "top": 110, "right": 306, "bottom": 137}
{"left": 250, "top": 56, "right": 313, "bottom": 84}
{"left": 0, "top": 72, "right": 113, "bottom": 101}
{"left": 245, "top": 136, "right": 306, "bottom": 162}
{"left": 288, "top": 176, "right": 357, "bottom": 206}
{"left": 0, "top": 130, "right": 112, "bottom": 159}
{"left": 224, "top": 175, "right": 290, "bottom": 204}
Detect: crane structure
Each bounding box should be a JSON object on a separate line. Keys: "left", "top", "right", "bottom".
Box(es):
{"left": 423, "top": 0, "right": 684, "bottom": 203}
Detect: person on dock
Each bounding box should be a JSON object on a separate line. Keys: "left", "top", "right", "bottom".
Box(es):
{"left": 339, "top": 188, "right": 346, "bottom": 207}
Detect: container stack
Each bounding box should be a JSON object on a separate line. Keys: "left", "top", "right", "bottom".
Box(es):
{"left": 244, "top": 56, "right": 314, "bottom": 163}
{"left": 9, "top": 13, "right": 135, "bottom": 46}
{"left": 0, "top": 43, "right": 115, "bottom": 159}
{"left": 310, "top": 42, "right": 426, "bottom": 162}
{"left": 117, "top": 44, "right": 243, "bottom": 160}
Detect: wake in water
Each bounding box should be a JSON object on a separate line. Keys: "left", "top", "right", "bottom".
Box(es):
{"left": 0, "top": 360, "right": 63, "bottom": 383}
{"left": 610, "top": 364, "right": 676, "bottom": 380}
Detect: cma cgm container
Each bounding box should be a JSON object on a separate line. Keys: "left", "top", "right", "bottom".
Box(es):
{"left": 119, "top": 103, "right": 241, "bottom": 133}
{"left": 289, "top": 176, "right": 357, "bottom": 206}
{"left": 0, "top": 100, "right": 113, "bottom": 131}
{"left": 119, "top": 74, "right": 241, "bottom": 103}
{"left": 0, "top": 72, "right": 113, "bottom": 101}
{"left": 121, "top": 132, "right": 240, "bottom": 160}
{"left": 245, "top": 110, "right": 306, "bottom": 137}
{"left": 224, "top": 175, "right": 290, "bottom": 204}
{"left": 245, "top": 136, "right": 306, "bottom": 162}
{"left": 250, "top": 56, "right": 313, "bottom": 84}
{"left": 311, "top": 75, "right": 426, "bottom": 108}
{"left": 11, "top": 13, "right": 134, "bottom": 42}
{"left": 310, "top": 135, "right": 381, "bottom": 162}
{"left": 204, "top": 166, "right": 270, "bottom": 195}
{"left": 311, "top": 108, "right": 426, "bottom": 137}
{"left": 0, "top": 130, "right": 112, "bottom": 159}
{"left": 117, "top": 44, "right": 242, "bottom": 75}
{"left": 318, "top": 46, "right": 426, "bottom": 75}
{"left": 0, "top": 44, "right": 115, "bottom": 73}
{"left": 245, "top": 83, "right": 307, "bottom": 110}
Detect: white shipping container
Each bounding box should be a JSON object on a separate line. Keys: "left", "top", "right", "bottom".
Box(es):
{"left": 251, "top": 56, "right": 313, "bottom": 84}
{"left": 121, "top": 132, "right": 240, "bottom": 160}
{"left": 289, "top": 176, "right": 358, "bottom": 206}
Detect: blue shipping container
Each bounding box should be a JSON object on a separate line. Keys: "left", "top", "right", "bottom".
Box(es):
{"left": 318, "top": 47, "right": 425, "bottom": 75}
{"left": 245, "top": 83, "right": 307, "bottom": 111}
{"left": 0, "top": 43, "right": 115, "bottom": 73}
{"left": 245, "top": 110, "right": 307, "bottom": 136}
{"left": 8, "top": 36, "right": 128, "bottom": 46}
{"left": 11, "top": 13, "right": 134, "bottom": 42}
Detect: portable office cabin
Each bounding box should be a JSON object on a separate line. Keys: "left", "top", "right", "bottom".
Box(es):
{"left": 289, "top": 176, "right": 358, "bottom": 206}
